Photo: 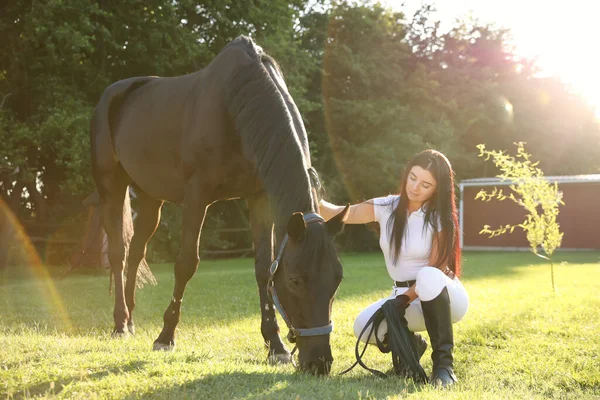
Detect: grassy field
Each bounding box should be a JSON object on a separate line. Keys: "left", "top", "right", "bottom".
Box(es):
{"left": 1, "top": 251, "right": 599, "bottom": 399}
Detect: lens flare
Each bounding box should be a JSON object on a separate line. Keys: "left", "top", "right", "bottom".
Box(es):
{"left": 1, "top": 198, "right": 73, "bottom": 331}
{"left": 321, "top": 15, "right": 364, "bottom": 203}
{"left": 501, "top": 96, "right": 514, "bottom": 124}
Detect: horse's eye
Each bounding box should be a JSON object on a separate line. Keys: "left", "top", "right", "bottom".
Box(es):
{"left": 289, "top": 277, "right": 302, "bottom": 286}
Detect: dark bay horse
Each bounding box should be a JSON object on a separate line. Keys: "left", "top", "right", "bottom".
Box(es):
{"left": 90, "top": 36, "right": 349, "bottom": 375}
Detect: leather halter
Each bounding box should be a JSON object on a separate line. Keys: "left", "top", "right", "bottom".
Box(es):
{"left": 267, "top": 212, "right": 334, "bottom": 341}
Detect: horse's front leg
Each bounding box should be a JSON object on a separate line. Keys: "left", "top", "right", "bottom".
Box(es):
{"left": 248, "top": 195, "right": 291, "bottom": 364}
{"left": 153, "top": 177, "right": 209, "bottom": 350}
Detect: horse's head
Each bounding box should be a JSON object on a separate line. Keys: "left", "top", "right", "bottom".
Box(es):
{"left": 269, "top": 205, "right": 349, "bottom": 375}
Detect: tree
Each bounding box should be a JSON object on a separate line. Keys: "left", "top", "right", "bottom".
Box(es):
{"left": 1, "top": 0, "right": 598, "bottom": 261}
{"left": 322, "top": 2, "right": 450, "bottom": 201}
{"left": 423, "top": 16, "right": 600, "bottom": 178}
{"left": 476, "top": 142, "right": 564, "bottom": 291}
{"left": 0, "top": 0, "right": 321, "bottom": 263}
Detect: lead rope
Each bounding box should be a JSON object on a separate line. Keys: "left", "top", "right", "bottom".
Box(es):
{"left": 338, "top": 310, "right": 387, "bottom": 377}
{"left": 338, "top": 301, "right": 428, "bottom": 383}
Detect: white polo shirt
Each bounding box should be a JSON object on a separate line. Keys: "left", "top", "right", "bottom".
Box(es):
{"left": 373, "top": 195, "right": 440, "bottom": 282}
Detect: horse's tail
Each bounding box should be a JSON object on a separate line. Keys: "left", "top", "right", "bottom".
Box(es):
{"left": 90, "top": 76, "right": 158, "bottom": 290}
{"left": 121, "top": 187, "right": 156, "bottom": 288}
{"left": 107, "top": 188, "right": 135, "bottom": 294}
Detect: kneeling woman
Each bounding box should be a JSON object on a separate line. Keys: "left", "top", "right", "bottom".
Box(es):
{"left": 320, "top": 149, "right": 469, "bottom": 387}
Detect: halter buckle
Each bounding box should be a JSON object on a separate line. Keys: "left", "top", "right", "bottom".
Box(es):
{"left": 269, "top": 260, "right": 279, "bottom": 276}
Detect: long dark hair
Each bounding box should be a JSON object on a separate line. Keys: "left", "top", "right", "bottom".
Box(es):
{"left": 386, "top": 149, "right": 461, "bottom": 276}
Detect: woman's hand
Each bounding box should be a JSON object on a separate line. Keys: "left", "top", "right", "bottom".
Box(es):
{"left": 390, "top": 294, "right": 410, "bottom": 314}
{"left": 319, "top": 199, "right": 376, "bottom": 224}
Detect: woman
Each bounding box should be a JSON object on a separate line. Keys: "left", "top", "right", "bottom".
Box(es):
{"left": 320, "top": 149, "right": 469, "bottom": 387}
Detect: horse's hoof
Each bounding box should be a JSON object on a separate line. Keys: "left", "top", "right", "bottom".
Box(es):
{"left": 153, "top": 341, "right": 175, "bottom": 351}
{"left": 111, "top": 329, "right": 130, "bottom": 338}
{"left": 267, "top": 352, "right": 293, "bottom": 365}
{"left": 127, "top": 322, "right": 135, "bottom": 336}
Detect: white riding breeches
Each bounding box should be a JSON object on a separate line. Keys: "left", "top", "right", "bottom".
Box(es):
{"left": 353, "top": 267, "right": 469, "bottom": 344}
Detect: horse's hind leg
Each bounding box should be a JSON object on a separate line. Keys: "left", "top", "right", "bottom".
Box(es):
{"left": 153, "top": 176, "right": 209, "bottom": 350}
{"left": 97, "top": 165, "right": 132, "bottom": 335}
{"left": 247, "top": 194, "right": 292, "bottom": 364}
{"left": 124, "top": 189, "right": 163, "bottom": 335}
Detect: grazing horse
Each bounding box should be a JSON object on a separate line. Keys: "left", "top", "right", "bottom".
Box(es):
{"left": 90, "top": 36, "right": 349, "bottom": 375}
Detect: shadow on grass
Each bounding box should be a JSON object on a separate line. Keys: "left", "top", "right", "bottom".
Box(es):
{"left": 135, "top": 370, "right": 426, "bottom": 399}
{"left": 19, "top": 360, "right": 148, "bottom": 398}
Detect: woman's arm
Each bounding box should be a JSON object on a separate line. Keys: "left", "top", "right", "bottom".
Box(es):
{"left": 319, "top": 199, "right": 376, "bottom": 224}
{"left": 401, "top": 285, "right": 418, "bottom": 303}
{"left": 430, "top": 231, "right": 455, "bottom": 278}
{"left": 429, "top": 231, "right": 447, "bottom": 269}
{"left": 402, "top": 232, "right": 449, "bottom": 304}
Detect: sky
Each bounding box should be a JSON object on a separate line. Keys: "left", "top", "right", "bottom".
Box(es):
{"left": 385, "top": 0, "right": 599, "bottom": 112}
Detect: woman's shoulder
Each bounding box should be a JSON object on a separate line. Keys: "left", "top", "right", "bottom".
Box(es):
{"left": 371, "top": 194, "right": 399, "bottom": 222}
{"left": 371, "top": 194, "right": 400, "bottom": 206}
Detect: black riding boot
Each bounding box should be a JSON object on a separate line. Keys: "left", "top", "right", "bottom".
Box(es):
{"left": 413, "top": 332, "right": 428, "bottom": 360}
{"left": 421, "top": 286, "right": 458, "bottom": 387}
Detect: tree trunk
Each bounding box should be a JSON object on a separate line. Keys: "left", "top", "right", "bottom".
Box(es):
{"left": 25, "top": 182, "right": 49, "bottom": 222}
{"left": 0, "top": 177, "right": 12, "bottom": 203}
{"left": 9, "top": 179, "right": 25, "bottom": 213}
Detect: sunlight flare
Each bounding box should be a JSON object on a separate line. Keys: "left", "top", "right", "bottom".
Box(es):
{"left": 0, "top": 199, "right": 73, "bottom": 331}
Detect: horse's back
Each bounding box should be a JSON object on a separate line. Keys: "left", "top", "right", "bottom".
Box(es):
{"left": 110, "top": 73, "right": 210, "bottom": 202}
{"left": 96, "top": 76, "right": 258, "bottom": 202}
{"left": 92, "top": 36, "right": 290, "bottom": 203}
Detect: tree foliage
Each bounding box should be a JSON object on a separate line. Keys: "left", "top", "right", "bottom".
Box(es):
{"left": 1, "top": 0, "right": 598, "bottom": 263}
{"left": 476, "top": 142, "right": 564, "bottom": 290}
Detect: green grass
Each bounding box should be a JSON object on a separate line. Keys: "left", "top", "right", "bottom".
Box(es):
{"left": 1, "top": 251, "right": 600, "bottom": 399}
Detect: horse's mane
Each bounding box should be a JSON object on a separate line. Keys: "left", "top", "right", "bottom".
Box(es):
{"left": 225, "top": 36, "right": 316, "bottom": 226}
{"left": 259, "top": 54, "right": 311, "bottom": 167}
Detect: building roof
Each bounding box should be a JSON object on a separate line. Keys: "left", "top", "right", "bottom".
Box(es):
{"left": 459, "top": 174, "right": 600, "bottom": 187}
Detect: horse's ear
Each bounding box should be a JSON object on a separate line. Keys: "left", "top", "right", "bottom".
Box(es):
{"left": 287, "top": 212, "right": 307, "bottom": 241}
{"left": 326, "top": 204, "right": 350, "bottom": 236}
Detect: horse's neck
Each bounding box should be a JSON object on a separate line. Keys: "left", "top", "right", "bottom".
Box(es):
{"left": 273, "top": 189, "right": 317, "bottom": 241}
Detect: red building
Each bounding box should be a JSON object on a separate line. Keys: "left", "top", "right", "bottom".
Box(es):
{"left": 459, "top": 175, "right": 600, "bottom": 250}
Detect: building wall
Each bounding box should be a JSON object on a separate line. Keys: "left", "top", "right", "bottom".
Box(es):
{"left": 461, "top": 182, "right": 600, "bottom": 249}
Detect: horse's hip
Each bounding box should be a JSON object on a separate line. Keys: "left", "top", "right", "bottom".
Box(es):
{"left": 107, "top": 74, "right": 263, "bottom": 203}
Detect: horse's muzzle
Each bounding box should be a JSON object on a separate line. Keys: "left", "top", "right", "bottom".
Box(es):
{"left": 297, "top": 336, "right": 333, "bottom": 376}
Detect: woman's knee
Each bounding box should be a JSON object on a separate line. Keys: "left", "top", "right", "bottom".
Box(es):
{"left": 353, "top": 314, "right": 380, "bottom": 344}
{"left": 353, "top": 315, "right": 368, "bottom": 339}
{"left": 353, "top": 300, "right": 388, "bottom": 343}
{"left": 449, "top": 285, "right": 470, "bottom": 323}
{"left": 415, "top": 267, "right": 447, "bottom": 301}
